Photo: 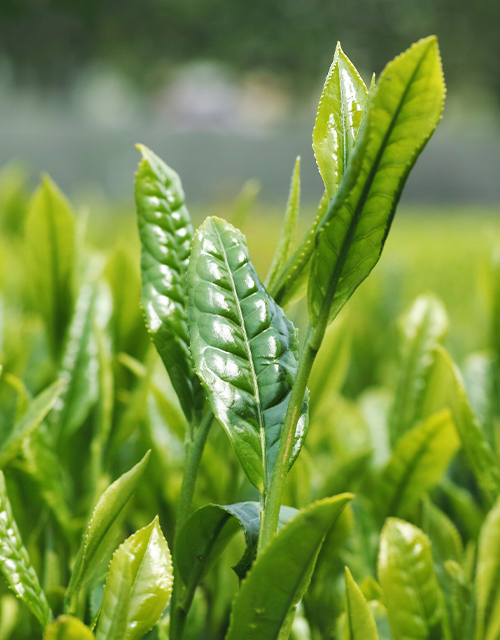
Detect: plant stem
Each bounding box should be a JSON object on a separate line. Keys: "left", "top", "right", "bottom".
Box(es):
{"left": 258, "top": 322, "right": 322, "bottom": 555}
{"left": 170, "top": 409, "right": 213, "bottom": 640}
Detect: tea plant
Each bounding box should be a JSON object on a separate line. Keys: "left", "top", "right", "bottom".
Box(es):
{"left": 2, "top": 34, "right": 500, "bottom": 640}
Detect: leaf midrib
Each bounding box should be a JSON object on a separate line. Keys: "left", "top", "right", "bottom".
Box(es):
{"left": 212, "top": 222, "right": 267, "bottom": 491}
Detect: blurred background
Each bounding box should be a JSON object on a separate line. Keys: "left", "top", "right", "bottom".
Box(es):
{"left": 0, "top": 0, "right": 499, "bottom": 205}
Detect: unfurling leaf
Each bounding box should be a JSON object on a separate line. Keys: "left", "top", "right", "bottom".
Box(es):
{"left": 0, "top": 471, "right": 52, "bottom": 627}
{"left": 95, "top": 517, "right": 173, "bottom": 640}
{"left": 188, "top": 216, "right": 308, "bottom": 492}
{"left": 135, "top": 144, "right": 204, "bottom": 420}
{"left": 309, "top": 37, "right": 445, "bottom": 327}
{"left": 225, "top": 494, "right": 352, "bottom": 640}
{"left": 313, "top": 42, "right": 368, "bottom": 199}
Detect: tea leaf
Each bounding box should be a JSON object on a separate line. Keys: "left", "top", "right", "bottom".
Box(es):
{"left": 66, "top": 452, "right": 150, "bottom": 611}
{"left": 309, "top": 37, "right": 445, "bottom": 327}
{"left": 0, "top": 470, "right": 52, "bottom": 627}
{"left": 25, "top": 174, "right": 75, "bottom": 357}
{"left": 135, "top": 144, "right": 203, "bottom": 420}
{"left": 377, "top": 409, "right": 459, "bottom": 519}
{"left": 313, "top": 43, "right": 368, "bottom": 199}
{"left": 177, "top": 502, "right": 298, "bottom": 587}
{"left": 389, "top": 295, "right": 448, "bottom": 446}
{"left": 424, "top": 346, "right": 500, "bottom": 505}
{"left": 476, "top": 496, "right": 500, "bottom": 640}
{"left": 50, "top": 283, "right": 99, "bottom": 439}
{"left": 95, "top": 517, "right": 173, "bottom": 640}
{"left": 266, "top": 156, "right": 301, "bottom": 292}
{"left": 43, "top": 616, "right": 95, "bottom": 639}
{"left": 343, "top": 567, "right": 379, "bottom": 640}
{"left": 378, "top": 518, "right": 444, "bottom": 640}
{"left": 188, "top": 216, "right": 308, "bottom": 492}
{"left": 0, "top": 379, "right": 64, "bottom": 469}
{"left": 225, "top": 494, "right": 352, "bottom": 640}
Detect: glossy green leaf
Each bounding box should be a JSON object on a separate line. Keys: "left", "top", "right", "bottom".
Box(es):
{"left": 66, "top": 452, "right": 150, "bottom": 611}
{"left": 0, "top": 470, "right": 52, "bottom": 627}
{"left": 225, "top": 494, "right": 352, "bottom": 640}
{"left": 313, "top": 43, "right": 368, "bottom": 199}
{"left": 188, "top": 216, "right": 308, "bottom": 492}
{"left": 270, "top": 191, "right": 328, "bottom": 310}
{"left": 95, "top": 517, "right": 173, "bottom": 640}
{"left": 378, "top": 518, "right": 444, "bottom": 640}
{"left": 25, "top": 174, "right": 75, "bottom": 357}
{"left": 343, "top": 567, "right": 379, "bottom": 640}
{"left": 265, "top": 156, "right": 301, "bottom": 292}
{"left": 424, "top": 346, "right": 500, "bottom": 505}
{"left": 309, "top": 37, "right": 445, "bottom": 327}
{"left": 43, "top": 616, "right": 95, "bottom": 640}
{"left": 476, "top": 496, "right": 500, "bottom": 640}
{"left": 177, "top": 501, "right": 298, "bottom": 586}
{"left": 135, "top": 144, "right": 203, "bottom": 420}
{"left": 0, "top": 379, "right": 64, "bottom": 469}
{"left": 49, "top": 284, "right": 99, "bottom": 439}
{"left": 377, "top": 410, "right": 459, "bottom": 519}
{"left": 389, "top": 295, "right": 448, "bottom": 446}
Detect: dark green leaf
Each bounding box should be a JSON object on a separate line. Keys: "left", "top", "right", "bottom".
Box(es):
{"left": 188, "top": 216, "right": 308, "bottom": 492}
{"left": 225, "top": 494, "right": 352, "bottom": 640}
{"left": 309, "top": 37, "right": 445, "bottom": 327}
{"left": 95, "top": 517, "right": 173, "bottom": 640}
{"left": 389, "top": 295, "right": 448, "bottom": 446}
{"left": 177, "top": 502, "right": 298, "bottom": 587}
{"left": 377, "top": 410, "right": 459, "bottom": 519}
{"left": 135, "top": 144, "right": 203, "bottom": 420}
{"left": 313, "top": 43, "right": 368, "bottom": 199}
{"left": 0, "top": 470, "right": 52, "bottom": 627}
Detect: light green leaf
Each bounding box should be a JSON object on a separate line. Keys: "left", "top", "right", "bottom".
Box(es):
{"left": 476, "top": 496, "right": 500, "bottom": 640}
{"left": 377, "top": 410, "right": 459, "bottom": 519}
{"left": 49, "top": 284, "right": 99, "bottom": 439}
{"left": 0, "top": 379, "right": 64, "bottom": 469}
{"left": 309, "top": 37, "right": 445, "bottom": 327}
{"left": 230, "top": 178, "right": 261, "bottom": 230}
{"left": 0, "top": 470, "right": 52, "bottom": 627}
{"left": 225, "top": 494, "right": 352, "bottom": 640}
{"left": 378, "top": 518, "right": 444, "bottom": 640}
{"left": 440, "top": 478, "right": 484, "bottom": 541}
{"left": 2, "top": 373, "right": 30, "bottom": 422}
{"left": 265, "top": 156, "right": 301, "bottom": 292}
{"left": 389, "top": 295, "right": 448, "bottom": 446}
{"left": 188, "top": 216, "right": 308, "bottom": 492}
{"left": 66, "top": 452, "right": 150, "bottom": 612}
{"left": 135, "top": 144, "right": 203, "bottom": 420}
{"left": 424, "top": 346, "right": 500, "bottom": 505}
{"left": 0, "top": 595, "right": 19, "bottom": 640}
{"left": 95, "top": 517, "right": 173, "bottom": 640}
{"left": 43, "top": 616, "right": 95, "bottom": 639}
{"left": 313, "top": 42, "right": 368, "bottom": 199}
{"left": 25, "top": 174, "right": 75, "bottom": 357}
{"left": 420, "top": 496, "right": 463, "bottom": 567}
{"left": 343, "top": 567, "right": 379, "bottom": 640}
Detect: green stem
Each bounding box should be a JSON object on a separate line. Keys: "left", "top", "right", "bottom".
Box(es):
{"left": 170, "top": 409, "right": 213, "bottom": 640}
{"left": 258, "top": 323, "right": 321, "bottom": 555}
